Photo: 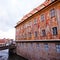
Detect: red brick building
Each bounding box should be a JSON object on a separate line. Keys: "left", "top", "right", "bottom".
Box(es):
{"left": 15, "top": 0, "right": 60, "bottom": 60}
{"left": 0, "top": 39, "right": 6, "bottom": 44}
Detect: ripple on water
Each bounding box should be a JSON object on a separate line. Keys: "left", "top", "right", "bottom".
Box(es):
{"left": 0, "top": 49, "right": 28, "bottom": 60}
{"left": 0, "top": 49, "right": 9, "bottom": 60}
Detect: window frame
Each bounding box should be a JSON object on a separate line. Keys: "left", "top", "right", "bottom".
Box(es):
{"left": 52, "top": 27, "right": 58, "bottom": 36}
{"left": 34, "top": 31, "right": 38, "bottom": 37}
{"left": 56, "top": 44, "right": 60, "bottom": 53}
{"left": 44, "top": 43, "right": 49, "bottom": 51}
{"left": 40, "top": 14, "right": 45, "bottom": 21}
{"left": 34, "top": 18, "right": 37, "bottom": 24}
{"left": 50, "top": 8, "right": 56, "bottom": 18}
{"left": 42, "top": 29, "right": 46, "bottom": 36}
{"left": 36, "top": 43, "right": 40, "bottom": 47}
{"left": 29, "top": 32, "right": 32, "bottom": 38}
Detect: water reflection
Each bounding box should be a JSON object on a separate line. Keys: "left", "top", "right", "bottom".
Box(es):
{"left": 0, "top": 49, "right": 8, "bottom": 60}
{"left": 0, "top": 49, "right": 28, "bottom": 60}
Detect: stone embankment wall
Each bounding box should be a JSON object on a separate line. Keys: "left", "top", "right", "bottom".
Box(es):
{"left": 16, "top": 40, "right": 60, "bottom": 60}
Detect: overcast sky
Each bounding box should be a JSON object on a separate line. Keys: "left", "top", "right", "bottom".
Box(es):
{"left": 0, "top": 0, "right": 45, "bottom": 40}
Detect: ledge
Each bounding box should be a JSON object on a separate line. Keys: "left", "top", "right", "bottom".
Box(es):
{"left": 15, "top": 39, "right": 60, "bottom": 43}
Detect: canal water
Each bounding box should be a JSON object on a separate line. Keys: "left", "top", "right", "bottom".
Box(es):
{"left": 0, "top": 49, "right": 28, "bottom": 60}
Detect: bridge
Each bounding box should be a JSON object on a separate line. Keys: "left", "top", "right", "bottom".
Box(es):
{"left": 0, "top": 44, "right": 16, "bottom": 50}
{"left": 0, "top": 41, "right": 16, "bottom": 55}
{"left": 0, "top": 41, "right": 16, "bottom": 50}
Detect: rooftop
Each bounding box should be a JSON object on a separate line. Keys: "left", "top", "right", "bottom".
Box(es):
{"left": 15, "top": 0, "right": 57, "bottom": 28}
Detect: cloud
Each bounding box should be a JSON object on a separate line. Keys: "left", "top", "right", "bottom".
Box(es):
{"left": 0, "top": 28, "right": 15, "bottom": 40}
{"left": 0, "top": 0, "right": 45, "bottom": 39}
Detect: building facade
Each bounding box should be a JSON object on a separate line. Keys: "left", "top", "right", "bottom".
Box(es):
{"left": 15, "top": 0, "right": 60, "bottom": 60}
{"left": 15, "top": 0, "right": 60, "bottom": 40}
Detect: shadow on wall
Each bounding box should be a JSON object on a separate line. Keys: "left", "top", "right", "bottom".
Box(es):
{"left": 8, "top": 53, "right": 28, "bottom": 60}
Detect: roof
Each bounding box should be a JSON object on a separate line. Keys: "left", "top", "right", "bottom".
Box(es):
{"left": 15, "top": 0, "right": 58, "bottom": 28}
{"left": 0, "top": 39, "right": 10, "bottom": 44}
{"left": 0, "top": 39, "right": 6, "bottom": 43}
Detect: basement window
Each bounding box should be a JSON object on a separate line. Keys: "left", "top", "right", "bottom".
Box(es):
{"left": 44, "top": 43, "right": 49, "bottom": 51}
{"left": 36, "top": 43, "right": 40, "bottom": 47}
{"left": 56, "top": 44, "right": 60, "bottom": 53}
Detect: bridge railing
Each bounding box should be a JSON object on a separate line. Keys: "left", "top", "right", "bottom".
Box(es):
{"left": 0, "top": 43, "right": 6, "bottom": 47}
{"left": 0, "top": 40, "right": 16, "bottom": 47}
{"left": 5, "top": 41, "right": 16, "bottom": 46}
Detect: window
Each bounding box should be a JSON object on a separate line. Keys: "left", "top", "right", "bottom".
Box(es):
{"left": 52, "top": 27, "right": 58, "bottom": 35}
{"left": 42, "top": 30, "right": 46, "bottom": 36}
{"left": 24, "top": 24, "right": 26, "bottom": 28}
{"left": 24, "top": 33, "right": 27, "bottom": 38}
{"left": 20, "top": 43, "right": 23, "bottom": 46}
{"left": 27, "top": 23, "right": 30, "bottom": 27}
{"left": 26, "top": 23, "right": 28, "bottom": 28}
{"left": 51, "top": 0, "right": 55, "bottom": 2}
{"left": 29, "top": 32, "right": 32, "bottom": 38}
{"left": 23, "top": 43, "right": 26, "bottom": 47}
{"left": 44, "top": 43, "right": 49, "bottom": 51}
{"left": 31, "top": 43, "right": 33, "bottom": 46}
{"left": 34, "top": 31, "right": 38, "bottom": 37}
{"left": 29, "top": 21, "right": 32, "bottom": 27}
{"left": 56, "top": 44, "right": 60, "bottom": 53}
{"left": 21, "top": 34, "right": 23, "bottom": 38}
{"left": 34, "top": 19, "right": 37, "bottom": 24}
{"left": 36, "top": 43, "right": 40, "bottom": 47}
{"left": 21, "top": 26, "right": 23, "bottom": 30}
{"left": 41, "top": 14, "right": 45, "bottom": 21}
{"left": 50, "top": 9, "right": 55, "bottom": 18}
